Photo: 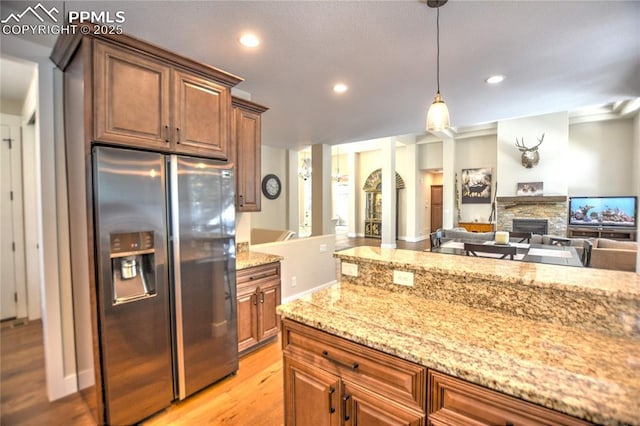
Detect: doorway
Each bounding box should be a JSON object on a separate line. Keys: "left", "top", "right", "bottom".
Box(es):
{"left": 430, "top": 185, "right": 443, "bottom": 232}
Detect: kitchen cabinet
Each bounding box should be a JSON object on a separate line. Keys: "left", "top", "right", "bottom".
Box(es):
{"left": 94, "top": 40, "right": 233, "bottom": 160}
{"left": 237, "top": 262, "right": 281, "bottom": 354}
{"left": 232, "top": 97, "right": 269, "bottom": 211}
{"left": 282, "top": 319, "right": 426, "bottom": 426}
{"left": 427, "top": 370, "right": 590, "bottom": 426}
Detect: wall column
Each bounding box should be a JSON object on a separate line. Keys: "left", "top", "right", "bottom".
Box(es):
{"left": 311, "top": 144, "right": 333, "bottom": 236}
{"left": 347, "top": 151, "right": 358, "bottom": 238}
{"left": 402, "top": 136, "right": 420, "bottom": 241}
{"left": 286, "top": 149, "right": 300, "bottom": 235}
{"left": 381, "top": 139, "right": 397, "bottom": 248}
{"left": 441, "top": 136, "right": 456, "bottom": 229}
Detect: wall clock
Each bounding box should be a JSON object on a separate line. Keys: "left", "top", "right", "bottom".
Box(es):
{"left": 261, "top": 174, "right": 282, "bottom": 200}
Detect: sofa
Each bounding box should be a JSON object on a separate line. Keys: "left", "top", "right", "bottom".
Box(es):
{"left": 590, "top": 238, "right": 638, "bottom": 272}
{"left": 250, "top": 228, "right": 296, "bottom": 245}
{"left": 531, "top": 234, "right": 637, "bottom": 272}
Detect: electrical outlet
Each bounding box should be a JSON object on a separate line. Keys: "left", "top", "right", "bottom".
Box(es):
{"left": 319, "top": 243, "right": 327, "bottom": 253}
{"left": 291, "top": 276, "right": 297, "bottom": 287}
{"left": 393, "top": 270, "right": 414, "bottom": 287}
{"left": 341, "top": 262, "right": 358, "bottom": 277}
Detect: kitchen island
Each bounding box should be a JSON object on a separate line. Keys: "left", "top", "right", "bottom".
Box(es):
{"left": 277, "top": 247, "right": 640, "bottom": 425}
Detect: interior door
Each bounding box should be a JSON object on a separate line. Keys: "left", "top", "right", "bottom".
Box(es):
{"left": 430, "top": 185, "right": 443, "bottom": 232}
{"left": 1, "top": 124, "right": 16, "bottom": 319}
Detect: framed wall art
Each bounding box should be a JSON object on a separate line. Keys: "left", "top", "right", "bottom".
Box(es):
{"left": 516, "top": 181, "right": 543, "bottom": 196}
{"left": 461, "top": 168, "right": 492, "bottom": 204}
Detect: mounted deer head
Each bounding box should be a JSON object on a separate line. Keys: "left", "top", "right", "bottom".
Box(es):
{"left": 515, "top": 133, "right": 544, "bottom": 168}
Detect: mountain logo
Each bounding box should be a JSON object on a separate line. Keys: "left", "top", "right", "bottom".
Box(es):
{"left": 1, "top": 3, "right": 59, "bottom": 24}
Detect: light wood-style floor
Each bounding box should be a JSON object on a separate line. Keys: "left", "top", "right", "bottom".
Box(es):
{"left": 1, "top": 319, "right": 284, "bottom": 425}
{"left": 0, "top": 235, "right": 423, "bottom": 425}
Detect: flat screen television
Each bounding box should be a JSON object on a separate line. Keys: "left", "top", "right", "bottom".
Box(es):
{"left": 568, "top": 196, "right": 637, "bottom": 228}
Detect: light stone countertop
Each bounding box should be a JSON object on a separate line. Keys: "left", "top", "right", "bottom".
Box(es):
{"left": 278, "top": 282, "right": 640, "bottom": 426}
{"left": 236, "top": 251, "right": 283, "bottom": 270}
{"left": 334, "top": 246, "right": 640, "bottom": 298}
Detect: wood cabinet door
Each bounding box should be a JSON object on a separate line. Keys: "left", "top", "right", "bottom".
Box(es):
{"left": 284, "top": 356, "right": 341, "bottom": 426}
{"left": 94, "top": 41, "right": 171, "bottom": 148}
{"left": 344, "top": 382, "right": 425, "bottom": 426}
{"left": 236, "top": 285, "right": 259, "bottom": 353}
{"left": 258, "top": 280, "right": 281, "bottom": 342}
{"left": 235, "top": 107, "right": 261, "bottom": 211}
{"left": 173, "top": 70, "right": 230, "bottom": 160}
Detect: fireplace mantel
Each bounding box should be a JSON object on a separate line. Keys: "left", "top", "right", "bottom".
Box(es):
{"left": 496, "top": 196, "right": 567, "bottom": 203}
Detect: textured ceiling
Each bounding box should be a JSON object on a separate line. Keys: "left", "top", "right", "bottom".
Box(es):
{"left": 1, "top": 0, "right": 639, "bottom": 148}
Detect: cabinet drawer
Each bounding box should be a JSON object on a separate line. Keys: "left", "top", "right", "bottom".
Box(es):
{"left": 282, "top": 319, "right": 426, "bottom": 411}
{"left": 237, "top": 262, "right": 280, "bottom": 285}
{"left": 428, "top": 370, "right": 590, "bottom": 426}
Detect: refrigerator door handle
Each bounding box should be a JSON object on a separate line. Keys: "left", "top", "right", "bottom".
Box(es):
{"left": 169, "top": 155, "right": 187, "bottom": 400}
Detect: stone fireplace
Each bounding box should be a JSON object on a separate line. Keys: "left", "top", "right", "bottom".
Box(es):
{"left": 496, "top": 196, "right": 568, "bottom": 236}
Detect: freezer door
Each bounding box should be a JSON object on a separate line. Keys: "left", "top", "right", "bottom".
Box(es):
{"left": 170, "top": 155, "right": 238, "bottom": 399}
{"left": 93, "top": 147, "right": 174, "bottom": 425}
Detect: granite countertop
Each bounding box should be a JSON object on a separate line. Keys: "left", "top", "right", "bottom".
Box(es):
{"left": 236, "top": 251, "right": 283, "bottom": 270}
{"left": 334, "top": 247, "right": 640, "bottom": 298}
{"left": 278, "top": 282, "right": 640, "bottom": 425}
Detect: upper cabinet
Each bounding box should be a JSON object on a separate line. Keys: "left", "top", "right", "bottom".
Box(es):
{"left": 232, "top": 97, "right": 268, "bottom": 212}
{"left": 52, "top": 29, "right": 243, "bottom": 161}
{"left": 94, "top": 41, "right": 172, "bottom": 150}
{"left": 173, "top": 70, "right": 230, "bottom": 159}
{"left": 93, "top": 40, "right": 233, "bottom": 160}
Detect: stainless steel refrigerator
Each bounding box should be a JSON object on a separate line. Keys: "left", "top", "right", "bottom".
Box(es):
{"left": 93, "top": 146, "right": 238, "bottom": 425}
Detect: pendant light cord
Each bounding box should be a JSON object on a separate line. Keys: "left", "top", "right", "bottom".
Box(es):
{"left": 436, "top": 6, "right": 441, "bottom": 94}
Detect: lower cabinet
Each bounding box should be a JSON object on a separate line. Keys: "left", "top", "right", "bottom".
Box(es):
{"left": 282, "top": 319, "right": 592, "bottom": 426}
{"left": 237, "top": 262, "right": 281, "bottom": 354}
{"left": 282, "top": 319, "right": 426, "bottom": 426}
{"left": 427, "top": 370, "right": 590, "bottom": 426}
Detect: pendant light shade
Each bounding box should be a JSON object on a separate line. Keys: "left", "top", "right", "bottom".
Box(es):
{"left": 426, "top": 0, "right": 450, "bottom": 132}
{"left": 427, "top": 92, "right": 450, "bottom": 132}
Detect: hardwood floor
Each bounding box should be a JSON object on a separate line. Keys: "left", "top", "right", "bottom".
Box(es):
{"left": 0, "top": 232, "right": 423, "bottom": 426}
{"left": 335, "top": 233, "right": 429, "bottom": 252}
{"left": 1, "top": 319, "right": 284, "bottom": 425}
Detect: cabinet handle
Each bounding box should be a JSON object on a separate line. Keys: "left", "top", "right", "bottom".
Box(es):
{"left": 327, "top": 386, "right": 335, "bottom": 414}
{"left": 321, "top": 350, "right": 359, "bottom": 371}
{"left": 249, "top": 273, "right": 273, "bottom": 281}
{"left": 238, "top": 194, "right": 244, "bottom": 207}
{"left": 343, "top": 394, "right": 351, "bottom": 421}
{"left": 260, "top": 291, "right": 264, "bottom": 303}
{"left": 505, "top": 423, "right": 514, "bottom": 426}
{"left": 176, "top": 127, "right": 181, "bottom": 144}
{"left": 252, "top": 293, "right": 257, "bottom": 305}
{"left": 164, "top": 125, "right": 169, "bottom": 143}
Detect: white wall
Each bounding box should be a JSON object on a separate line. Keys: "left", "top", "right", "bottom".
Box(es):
{"left": 251, "top": 144, "right": 288, "bottom": 230}
{"left": 456, "top": 135, "right": 497, "bottom": 223}
{"left": 568, "top": 118, "right": 635, "bottom": 196}
{"left": 497, "top": 112, "right": 569, "bottom": 196}
{"left": 419, "top": 141, "right": 443, "bottom": 170}
{"left": 251, "top": 235, "right": 337, "bottom": 301}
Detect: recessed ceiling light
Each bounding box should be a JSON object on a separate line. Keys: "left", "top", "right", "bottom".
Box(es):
{"left": 485, "top": 75, "right": 505, "bottom": 84}
{"left": 333, "top": 83, "right": 348, "bottom": 94}
{"left": 239, "top": 33, "right": 260, "bottom": 48}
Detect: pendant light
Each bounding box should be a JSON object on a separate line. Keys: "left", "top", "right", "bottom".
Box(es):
{"left": 426, "top": 0, "right": 450, "bottom": 132}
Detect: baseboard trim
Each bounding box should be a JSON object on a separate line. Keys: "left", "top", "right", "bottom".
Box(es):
{"left": 282, "top": 280, "right": 338, "bottom": 304}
